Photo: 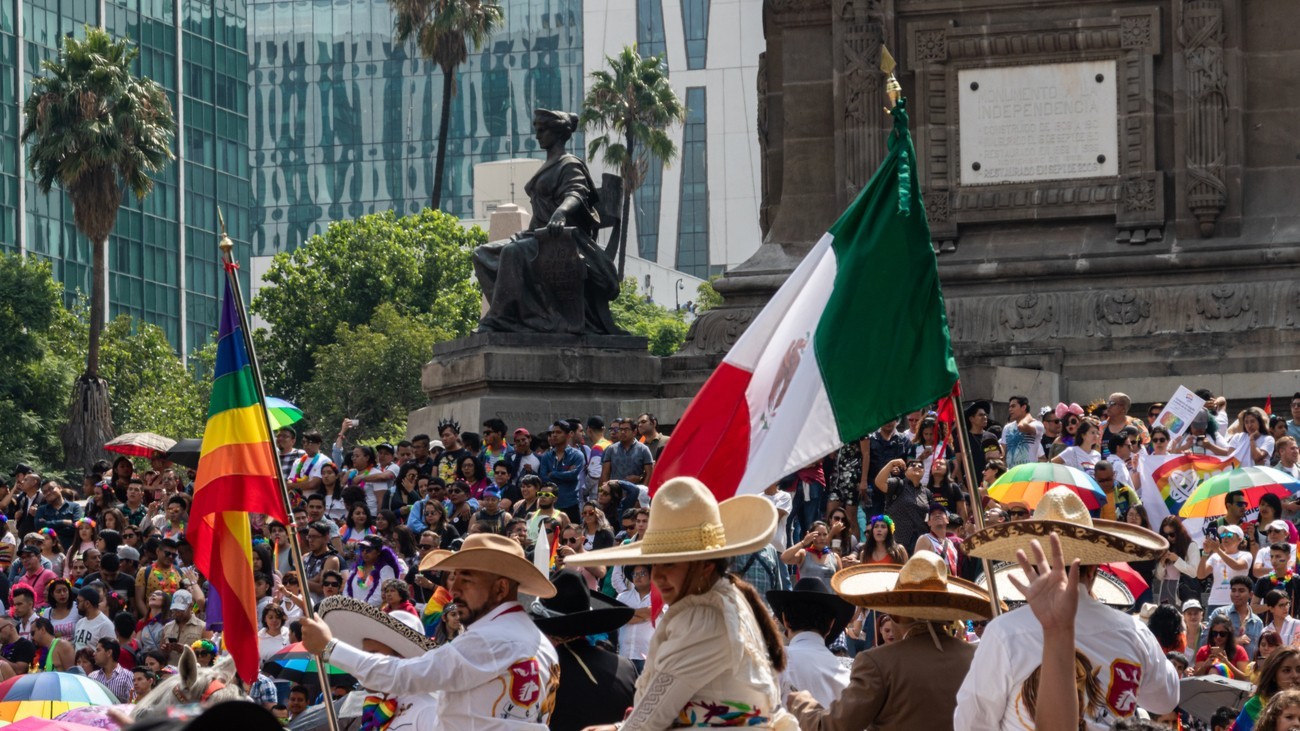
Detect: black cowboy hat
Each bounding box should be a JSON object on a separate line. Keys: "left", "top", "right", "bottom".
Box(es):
{"left": 528, "top": 569, "right": 634, "bottom": 638}
{"left": 963, "top": 400, "right": 992, "bottom": 419}
{"left": 766, "top": 577, "right": 856, "bottom": 645}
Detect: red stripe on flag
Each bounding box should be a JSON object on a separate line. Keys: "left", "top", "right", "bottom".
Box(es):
{"left": 189, "top": 475, "right": 288, "bottom": 522}
{"left": 189, "top": 513, "right": 260, "bottom": 682}
{"left": 649, "top": 362, "right": 754, "bottom": 500}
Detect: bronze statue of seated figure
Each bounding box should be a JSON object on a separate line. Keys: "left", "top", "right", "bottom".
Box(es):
{"left": 472, "top": 109, "right": 624, "bottom": 335}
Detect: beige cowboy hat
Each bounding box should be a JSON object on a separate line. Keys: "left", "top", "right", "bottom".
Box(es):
{"left": 832, "top": 552, "right": 995, "bottom": 622}
{"left": 317, "top": 596, "right": 434, "bottom": 658}
{"left": 419, "top": 533, "right": 556, "bottom": 598}
{"left": 964, "top": 486, "right": 1167, "bottom": 565}
{"left": 417, "top": 549, "right": 454, "bottom": 571}
{"left": 563, "top": 477, "right": 777, "bottom": 566}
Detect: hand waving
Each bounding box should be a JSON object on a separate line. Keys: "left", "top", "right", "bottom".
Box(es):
{"left": 1007, "top": 532, "right": 1080, "bottom": 633}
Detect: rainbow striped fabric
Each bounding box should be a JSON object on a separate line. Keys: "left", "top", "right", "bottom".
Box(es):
{"left": 188, "top": 275, "right": 290, "bottom": 683}
{"left": 421, "top": 585, "right": 453, "bottom": 638}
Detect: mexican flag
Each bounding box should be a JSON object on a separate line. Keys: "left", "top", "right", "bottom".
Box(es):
{"left": 651, "top": 101, "right": 959, "bottom": 499}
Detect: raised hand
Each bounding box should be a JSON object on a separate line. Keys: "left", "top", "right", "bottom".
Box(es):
{"left": 1007, "top": 532, "right": 1080, "bottom": 633}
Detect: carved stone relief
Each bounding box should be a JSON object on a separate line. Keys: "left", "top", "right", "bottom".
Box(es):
{"left": 833, "top": 0, "right": 888, "bottom": 207}
{"left": 1179, "top": 0, "right": 1228, "bottom": 237}
{"left": 945, "top": 280, "right": 1294, "bottom": 346}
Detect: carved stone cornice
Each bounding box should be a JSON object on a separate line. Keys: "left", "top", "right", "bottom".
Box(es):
{"left": 765, "top": 0, "right": 832, "bottom": 25}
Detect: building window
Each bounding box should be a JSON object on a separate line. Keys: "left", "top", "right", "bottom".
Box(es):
{"left": 634, "top": 159, "right": 663, "bottom": 260}
{"left": 636, "top": 0, "right": 667, "bottom": 68}
{"left": 675, "top": 87, "right": 709, "bottom": 277}
{"left": 681, "top": 0, "right": 709, "bottom": 70}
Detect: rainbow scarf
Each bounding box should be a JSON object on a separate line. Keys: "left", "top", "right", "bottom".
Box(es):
{"left": 421, "top": 585, "right": 453, "bottom": 638}
{"left": 360, "top": 694, "right": 398, "bottom": 731}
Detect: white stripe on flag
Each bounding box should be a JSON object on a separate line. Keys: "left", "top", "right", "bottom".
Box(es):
{"left": 736, "top": 234, "right": 841, "bottom": 495}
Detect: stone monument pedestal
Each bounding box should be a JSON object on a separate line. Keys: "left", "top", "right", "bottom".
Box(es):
{"left": 408, "top": 333, "right": 661, "bottom": 437}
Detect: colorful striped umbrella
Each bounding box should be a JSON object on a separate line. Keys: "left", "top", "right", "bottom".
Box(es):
{"left": 265, "top": 398, "right": 305, "bottom": 432}
{"left": 1178, "top": 466, "right": 1300, "bottom": 518}
{"left": 3, "top": 716, "right": 108, "bottom": 731}
{"left": 987, "top": 462, "right": 1108, "bottom": 510}
{"left": 0, "top": 673, "right": 118, "bottom": 723}
{"left": 264, "top": 643, "right": 354, "bottom": 689}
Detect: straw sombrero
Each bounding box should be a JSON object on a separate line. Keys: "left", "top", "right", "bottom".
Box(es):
{"left": 563, "top": 477, "right": 776, "bottom": 566}
{"left": 964, "top": 487, "right": 1167, "bottom": 565}
{"left": 832, "top": 552, "right": 995, "bottom": 622}
{"left": 419, "top": 533, "right": 556, "bottom": 597}
{"left": 317, "top": 596, "right": 434, "bottom": 658}
{"left": 417, "top": 549, "right": 454, "bottom": 572}
{"left": 977, "top": 562, "right": 1135, "bottom": 609}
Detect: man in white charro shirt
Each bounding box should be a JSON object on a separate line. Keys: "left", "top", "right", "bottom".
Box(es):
{"left": 301, "top": 534, "right": 560, "bottom": 731}
{"left": 955, "top": 488, "right": 1179, "bottom": 730}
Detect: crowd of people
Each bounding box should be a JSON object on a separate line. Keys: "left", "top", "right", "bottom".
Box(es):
{"left": 1, "top": 392, "right": 1298, "bottom": 730}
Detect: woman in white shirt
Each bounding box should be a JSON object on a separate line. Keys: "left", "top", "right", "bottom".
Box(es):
{"left": 1052, "top": 418, "right": 1102, "bottom": 476}
{"left": 1155, "top": 516, "right": 1202, "bottom": 606}
{"left": 1228, "top": 407, "right": 1275, "bottom": 468}
{"left": 1262, "top": 590, "right": 1300, "bottom": 646}
{"left": 259, "top": 603, "right": 290, "bottom": 662}
{"left": 1197, "top": 525, "right": 1252, "bottom": 613}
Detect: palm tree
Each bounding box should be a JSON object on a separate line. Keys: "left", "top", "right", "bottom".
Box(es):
{"left": 389, "top": 0, "right": 504, "bottom": 212}
{"left": 580, "top": 46, "right": 685, "bottom": 280}
{"left": 20, "top": 27, "right": 175, "bottom": 469}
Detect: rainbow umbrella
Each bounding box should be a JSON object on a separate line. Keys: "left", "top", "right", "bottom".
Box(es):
{"left": 3, "top": 716, "right": 107, "bottom": 731}
{"left": 1178, "top": 466, "right": 1300, "bottom": 518}
{"left": 0, "top": 673, "right": 117, "bottom": 723}
{"left": 264, "top": 642, "right": 354, "bottom": 690}
{"left": 987, "top": 462, "right": 1107, "bottom": 510}
{"left": 265, "top": 397, "right": 305, "bottom": 431}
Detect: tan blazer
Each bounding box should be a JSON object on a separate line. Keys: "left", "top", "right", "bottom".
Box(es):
{"left": 788, "top": 631, "right": 975, "bottom": 731}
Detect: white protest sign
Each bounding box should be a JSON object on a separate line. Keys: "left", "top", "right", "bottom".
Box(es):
{"left": 1151, "top": 386, "right": 1206, "bottom": 441}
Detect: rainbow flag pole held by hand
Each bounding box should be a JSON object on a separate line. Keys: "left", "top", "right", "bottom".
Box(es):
{"left": 188, "top": 270, "right": 292, "bottom": 683}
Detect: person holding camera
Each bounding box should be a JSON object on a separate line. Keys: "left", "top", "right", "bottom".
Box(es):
{"left": 873, "top": 458, "right": 931, "bottom": 552}
{"left": 780, "top": 522, "right": 840, "bottom": 584}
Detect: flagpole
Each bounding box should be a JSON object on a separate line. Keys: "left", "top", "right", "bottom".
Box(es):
{"left": 217, "top": 212, "right": 342, "bottom": 731}
{"left": 951, "top": 391, "right": 1002, "bottom": 616}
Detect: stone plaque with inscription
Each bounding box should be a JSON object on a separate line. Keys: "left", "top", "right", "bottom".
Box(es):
{"left": 959, "top": 61, "right": 1119, "bottom": 186}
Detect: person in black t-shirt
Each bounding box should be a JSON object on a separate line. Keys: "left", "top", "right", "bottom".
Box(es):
{"left": 1252, "top": 542, "right": 1300, "bottom": 618}
{"left": 864, "top": 420, "right": 911, "bottom": 517}
{"left": 0, "top": 616, "right": 35, "bottom": 675}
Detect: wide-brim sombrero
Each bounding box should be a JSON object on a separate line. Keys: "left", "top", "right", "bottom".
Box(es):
{"left": 976, "top": 562, "right": 1135, "bottom": 608}
{"left": 420, "top": 533, "right": 556, "bottom": 597}
{"left": 564, "top": 477, "right": 776, "bottom": 567}
{"left": 317, "top": 596, "right": 434, "bottom": 658}
{"left": 964, "top": 487, "right": 1166, "bottom": 565}
{"left": 832, "top": 556, "right": 995, "bottom": 622}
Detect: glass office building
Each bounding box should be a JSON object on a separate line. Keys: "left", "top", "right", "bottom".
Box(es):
{"left": 248, "top": 0, "right": 585, "bottom": 256}
{"left": 0, "top": 0, "right": 252, "bottom": 354}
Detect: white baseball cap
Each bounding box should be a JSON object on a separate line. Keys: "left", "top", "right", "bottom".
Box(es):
{"left": 1266, "top": 520, "right": 1290, "bottom": 533}
{"left": 1181, "top": 598, "right": 1202, "bottom": 612}
{"left": 1219, "top": 525, "right": 1245, "bottom": 540}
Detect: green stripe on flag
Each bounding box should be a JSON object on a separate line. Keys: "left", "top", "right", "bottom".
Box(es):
{"left": 208, "top": 366, "right": 261, "bottom": 417}
{"left": 815, "top": 100, "right": 959, "bottom": 441}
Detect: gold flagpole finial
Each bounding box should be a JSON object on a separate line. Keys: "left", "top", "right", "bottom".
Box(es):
{"left": 881, "top": 46, "right": 902, "bottom": 112}
{"left": 217, "top": 207, "right": 233, "bottom": 256}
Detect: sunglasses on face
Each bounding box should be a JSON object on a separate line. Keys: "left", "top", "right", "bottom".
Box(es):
{"left": 1152, "top": 438, "right": 1168, "bottom": 444}
{"left": 564, "top": 538, "right": 580, "bottom": 545}
{"left": 1220, "top": 533, "right": 1238, "bottom": 540}
{"left": 1008, "top": 510, "right": 1030, "bottom": 517}
{"left": 447, "top": 488, "right": 465, "bottom": 495}
{"left": 1162, "top": 531, "right": 1176, "bottom": 538}
{"left": 419, "top": 543, "right": 436, "bottom": 550}
{"left": 538, "top": 492, "right": 556, "bottom": 498}
{"left": 323, "top": 581, "right": 341, "bottom": 588}
{"left": 1210, "top": 631, "right": 1230, "bottom": 638}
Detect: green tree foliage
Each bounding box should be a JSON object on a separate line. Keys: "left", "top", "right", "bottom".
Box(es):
{"left": 611, "top": 279, "right": 688, "bottom": 356}
{"left": 301, "top": 304, "right": 436, "bottom": 443}
{"left": 696, "top": 276, "right": 723, "bottom": 313}
{"left": 0, "top": 255, "right": 77, "bottom": 471}
{"left": 97, "top": 317, "right": 208, "bottom": 439}
{"left": 251, "top": 209, "right": 483, "bottom": 405}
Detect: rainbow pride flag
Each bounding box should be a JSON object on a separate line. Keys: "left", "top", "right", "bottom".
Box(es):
{"left": 421, "top": 585, "right": 454, "bottom": 638}
{"left": 1151, "top": 453, "right": 1238, "bottom": 514}
{"left": 188, "top": 275, "right": 290, "bottom": 683}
